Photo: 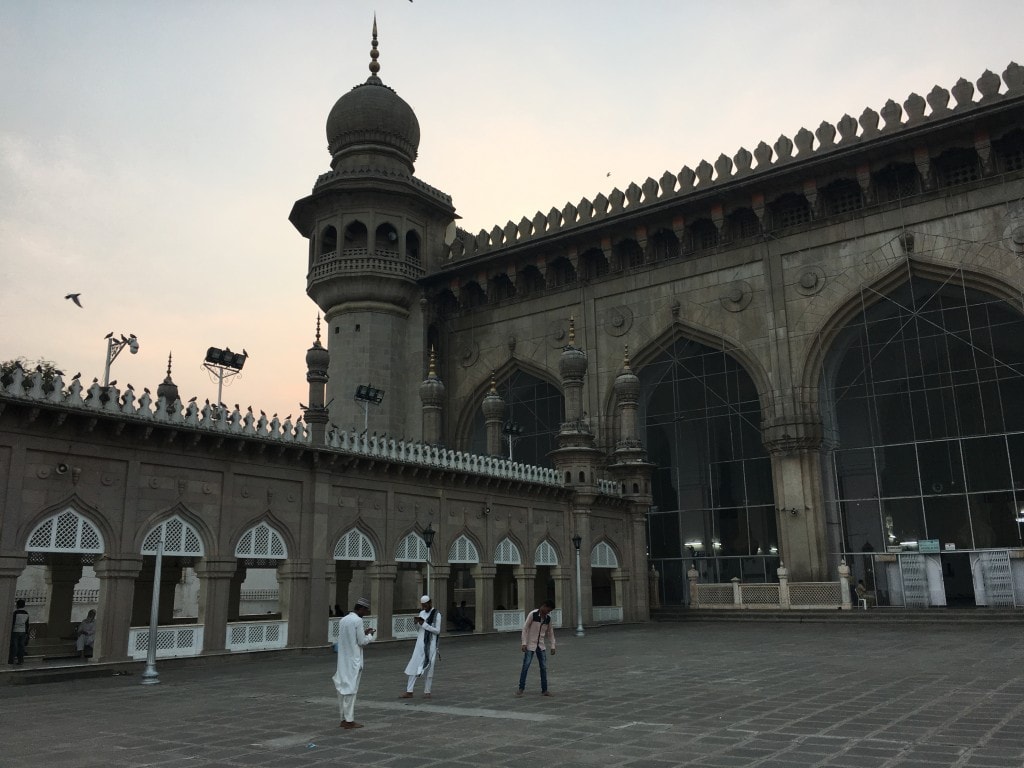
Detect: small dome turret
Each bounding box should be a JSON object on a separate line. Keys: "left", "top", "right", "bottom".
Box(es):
{"left": 305, "top": 316, "right": 330, "bottom": 373}
{"left": 558, "top": 316, "right": 588, "bottom": 380}
{"left": 418, "top": 348, "right": 446, "bottom": 405}
{"left": 481, "top": 373, "right": 505, "bottom": 420}
{"left": 156, "top": 352, "right": 179, "bottom": 404}
{"left": 613, "top": 346, "right": 640, "bottom": 400}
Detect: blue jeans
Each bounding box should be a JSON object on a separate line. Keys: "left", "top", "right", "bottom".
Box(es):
{"left": 518, "top": 648, "right": 548, "bottom": 692}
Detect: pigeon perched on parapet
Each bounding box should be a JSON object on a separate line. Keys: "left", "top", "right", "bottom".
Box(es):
{"left": 104, "top": 331, "right": 114, "bottom": 339}
{"left": 72, "top": 372, "right": 81, "bottom": 380}
{"left": 65, "top": 293, "right": 83, "bottom": 307}
{"left": 108, "top": 380, "right": 117, "bottom": 387}
{"left": 188, "top": 396, "right": 198, "bottom": 403}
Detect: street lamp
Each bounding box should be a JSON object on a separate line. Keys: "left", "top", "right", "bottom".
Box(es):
{"left": 202, "top": 346, "right": 248, "bottom": 411}
{"left": 140, "top": 536, "right": 164, "bottom": 685}
{"left": 354, "top": 384, "right": 385, "bottom": 435}
{"left": 572, "top": 532, "right": 585, "bottom": 637}
{"left": 502, "top": 420, "right": 523, "bottom": 460}
{"left": 102, "top": 332, "right": 139, "bottom": 387}
{"left": 422, "top": 522, "right": 435, "bottom": 597}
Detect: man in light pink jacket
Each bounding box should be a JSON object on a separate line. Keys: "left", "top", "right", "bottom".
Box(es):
{"left": 516, "top": 600, "right": 556, "bottom": 697}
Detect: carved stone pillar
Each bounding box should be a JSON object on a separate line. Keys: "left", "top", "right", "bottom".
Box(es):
{"left": 93, "top": 555, "right": 143, "bottom": 662}
{"left": 195, "top": 557, "right": 236, "bottom": 653}
{"left": 431, "top": 565, "right": 451, "bottom": 625}
{"left": 369, "top": 563, "right": 397, "bottom": 640}
{"left": 228, "top": 563, "right": 245, "bottom": 621}
{"left": 278, "top": 559, "right": 313, "bottom": 646}
{"left": 471, "top": 564, "right": 497, "bottom": 633}
{"left": 551, "top": 568, "right": 572, "bottom": 625}
{"left": 513, "top": 565, "right": 536, "bottom": 612}
{"left": 45, "top": 556, "right": 84, "bottom": 637}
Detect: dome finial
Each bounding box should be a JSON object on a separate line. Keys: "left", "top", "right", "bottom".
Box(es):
{"left": 568, "top": 315, "right": 576, "bottom": 345}
{"left": 623, "top": 345, "right": 631, "bottom": 370}
{"left": 489, "top": 371, "right": 498, "bottom": 394}
{"left": 166, "top": 351, "right": 173, "bottom": 377}
{"left": 315, "top": 314, "right": 322, "bottom": 346}
{"left": 428, "top": 346, "right": 437, "bottom": 378}
{"left": 368, "top": 15, "right": 381, "bottom": 81}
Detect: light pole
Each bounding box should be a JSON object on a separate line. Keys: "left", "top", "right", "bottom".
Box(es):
{"left": 102, "top": 332, "right": 139, "bottom": 387}
{"left": 140, "top": 537, "right": 164, "bottom": 685}
{"left": 502, "top": 420, "right": 523, "bottom": 460}
{"left": 354, "top": 384, "right": 385, "bottom": 435}
{"left": 572, "top": 532, "right": 585, "bottom": 637}
{"left": 423, "top": 522, "right": 435, "bottom": 597}
{"left": 203, "top": 347, "right": 248, "bottom": 412}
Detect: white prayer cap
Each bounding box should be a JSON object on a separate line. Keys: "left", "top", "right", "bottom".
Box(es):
{"left": 356, "top": 597, "right": 370, "bottom": 609}
{"left": 420, "top": 595, "right": 431, "bottom": 604}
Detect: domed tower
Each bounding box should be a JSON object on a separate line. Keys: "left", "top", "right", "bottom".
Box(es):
{"left": 304, "top": 316, "right": 331, "bottom": 446}
{"left": 289, "top": 19, "right": 456, "bottom": 439}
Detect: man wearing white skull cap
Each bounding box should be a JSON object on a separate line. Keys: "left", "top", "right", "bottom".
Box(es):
{"left": 399, "top": 595, "right": 441, "bottom": 699}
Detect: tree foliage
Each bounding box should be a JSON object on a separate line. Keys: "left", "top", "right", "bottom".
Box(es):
{"left": 0, "top": 357, "right": 61, "bottom": 387}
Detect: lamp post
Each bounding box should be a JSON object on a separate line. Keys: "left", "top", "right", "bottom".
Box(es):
{"left": 422, "top": 522, "right": 435, "bottom": 597}
{"left": 140, "top": 537, "right": 164, "bottom": 685}
{"left": 501, "top": 420, "right": 523, "bottom": 460}
{"left": 102, "top": 332, "right": 139, "bottom": 387}
{"left": 572, "top": 532, "right": 585, "bottom": 637}
{"left": 354, "top": 384, "right": 385, "bottom": 435}
{"left": 203, "top": 346, "right": 248, "bottom": 413}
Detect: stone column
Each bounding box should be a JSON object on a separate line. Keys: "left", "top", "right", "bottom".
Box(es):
{"left": 195, "top": 557, "right": 236, "bottom": 653}
{"left": 838, "top": 558, "right": 852, "bottom": 610}
{"left": 45, "top": 557, "right": 83, "bottom": 637}
{"left": 513, "top": 565, "right": 536, "bottom": 612}
{"left": 0, "top": 554, "right": 27, "bottom": 652}
{"left": 551, "top": 568, "right": 572, "bottom": 625}
{"left": 277, "top": 559, "right": 313, "bottom": 646}
{"left": 93, "top": 555, "right": 143, "bottom": 662}
{"left": 431, "top": 564, "right": 451, "bottom": 625}
{"left": 687, "top": 565, "right": 699, "bottom": 606}
{"left": 777, "top": 562, "right": 791, "bottom": 609}
{"left": 369, "top": 563, "right": 397, "bottom": 640}
{"left": 158, "top": 563, "right": 180, "bottom": 624}
{"left": 612, "top": 569, "right": 630, "bottom": 617}
{"left": 228, "top": 563, "right": 245, "bottom": 620}
{"left": 471, "top": 564, "right": 497, "bottom": 633}
{"left": 648, "top": 564, "right": 661, "bottom": 609}
{"left": 481, "top": 376, "right": 505, "bottom": 458}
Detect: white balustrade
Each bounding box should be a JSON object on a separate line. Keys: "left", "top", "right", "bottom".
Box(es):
{"left": 392, "top": 614, "right": 419, "bottom": 639}
{"left": 328, "top": 615, "right": 378, "bottom": 643}
{"left": 493, "top": 609, "right": 524, "bottom": 632}
{"left": 592, "top": 606, "right": 623, "bottom": 623}
{"left": 128, "top": 624, "right": 204, "bottom": 660}
{"left": 226, "top": 620, "right": 288, "bottom": 651}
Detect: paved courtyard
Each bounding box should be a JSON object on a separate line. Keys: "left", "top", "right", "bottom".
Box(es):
{"left": 5, "top": 621, "right": 1024, "bottom": 768}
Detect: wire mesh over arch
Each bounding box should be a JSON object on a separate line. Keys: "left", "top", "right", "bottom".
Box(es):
{"left": 591, "top": 541, "right": 619, "bottom": 568}
{"left": 142, "top": 515, "right": 204, "bottom": 556}
{"left": 334, "top": 528, "right": 376, "bottom": 561}
{"left": 494, "top": 537, "right": 522, "bottom": 565}
{"left": 26, "top": 509, "right": 104, "bottom": 553}
{"left": 534, "top": 540, "right": 558, "bottom": 566}
{"left": 395, "top": 532, "right": 428, "bottom": 562}
{"left": 234, "top": 522, "right": 287, "bottom": 559}
{"left": 448, "top": 534, "right": 480, "bottom": 563}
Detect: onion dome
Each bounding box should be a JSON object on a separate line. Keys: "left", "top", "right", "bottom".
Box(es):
{"left": 613, "top": 345, "right": 640, "bottom": 400}
{"left": 558, "top": 316, "right": 588, "bottom": 380}
{"left": 325, "top": 18, "right": 420, "bottom": 174}
{"left": 481, "top": 372, "right": 505, "bottom": 420}
{"left": 156, "top": 352, "right": 179, "bottom": 404}
{"left": 305, "top": 316, "right": 330, "bottom": 374}
{"left": 418, "top": 348, "right": 446, "bottom": 405}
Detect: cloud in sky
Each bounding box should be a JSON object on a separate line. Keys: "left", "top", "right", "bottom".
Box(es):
{"left": 1, "top": 0, "right": 1021, "bottom": 422}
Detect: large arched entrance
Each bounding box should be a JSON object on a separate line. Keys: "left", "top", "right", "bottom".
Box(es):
{"left": 823, "top": 275, "right": 1024, "bottom": 606}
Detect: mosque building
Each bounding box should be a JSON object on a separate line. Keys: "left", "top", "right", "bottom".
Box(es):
{"left": 2, "top": 24, "right": 1024, "bottom": 663}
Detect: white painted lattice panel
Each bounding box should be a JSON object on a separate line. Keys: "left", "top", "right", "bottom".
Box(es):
{"left": 741, "top": 584, "right": 780, "bottom": 605}
{"left": 26, "top": 509, "right": 104, "bottom": 553}
{"left": 235, "top": 522, "right": 287, "bottom": 559}
{"left": 789, "top": 582, "right": 842, "bottom": 607}
{"left": 590, "top": 541, "right": 618, "bottom": 568}
{"left": 448, "top": 535, "right": 479, "bottom": 563}
{"left": 334, "top": 528, "right": 376, "bottom": 561}
{"left": 696, "top": 584, "right": 734, "bottom": 604}
{"left": 534, "top": 540, "right": 558, "bottom": 566}
{"left": 899, "top": 554, "right": 930, "bottom": 608}
{"left": 494, "top": 537, "right": 521, "bottom": 565}
{"left": 392, "top": 614, "right": 419, "bottom": 639}
{"left": 127, "top": 625, "right": 204, "bottom": 660}
{"left": 549, "top": 608, "right": 562, "bottom": 628}
{"left": 592, "top": 606, "right": 623, "bottom": 622}
{"left": 978, "top": 551, "right": 1015, "bottom": 607}
{"left": 225, "top": 620, "right": 288, "bottom": 651}
{"left": 395, "top": 532, "right": 427, "bottom": 562}
{"left": 142, "top": 515, "right": 204, "bottom": 556}
{"left": 493, "top": 609, "right": 524, "bottom": 632}
{"left": 328, "top": 616, "right": 378, "bottom": 642}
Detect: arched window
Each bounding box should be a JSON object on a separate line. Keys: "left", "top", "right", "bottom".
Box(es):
{"left": 375, "top": 223, "right": 399, "bottom": 254}
{"left": 460, "top": 281, "right": 487, "bottom": 309}
{"left": 767, "top": 193, "right": 811, "bottom": 230}
{"left": 685, "top": 218, "right": 719, "bottom": 253}
{"left": 334, "top": 528, "right": 376, "bottom": 561}
{"left": 319, "top": 225, "right": 338, "bottom": 256}
{"left": 820, "top": 178, "right": 864, "bottom": 216}
{"left": 235, "top": 522, "right": 287, "bottom": 559}
{"left": 547, "top": 256, "right": 577, "bottom": 287}
{"left": 932, "top": 147, "right": 981, "bottom": 188}
{"left": 535, "top": 540, "right": 558, "bottom": 566}
{"left": 872, "top": 162, "right": 921, "bottom": 204}
{"left": 344, "top": 220, "right": 368, "bottom": 250}
{"left": 591, "top": 541, "right": 619, "bottom": 568}
{"left": 613, "top": 239, "right": 644, "bottom": 270}
{"left": 27, "top": 509, "right": 104, "bottom": 553}
{"left": 579, "top": 248, "right": 609, "bottom": 279}
{"left": 395, "top": 532, "right": 428, "bottom": 562}
{"left": 516, "top": 265, "right": 545, "bottom": 296}
{"left": 448, "top": 534, "right": 480, "bottom": 563}
{"left": 406, "top": 230, "right": 422, "bottom": 266}
{"left": 488, "top": 273, "right": 516, "bottom": 303}
{"left": 649, "top": 229, "right": 680, "bottom": 261}
{"left": 494, "top": 537, "right": 522, "bottom": 565}
{"left": 142, "top": 515, "right": 204, "bottom": 556}
{"left": 994, "top": 129, "right": 1024, "bottom": 173}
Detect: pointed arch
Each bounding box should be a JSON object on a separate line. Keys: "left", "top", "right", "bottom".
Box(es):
{"left": 133, "top": 502, "right": 213, "bottom": 555}
{"left": 234, "top": 521, "right": 288, "bottom": 559}
{"left": 534, "top": 539, "right": 559, "bottom": 566}
{"left": 395, "top": 531, "right": 428, "bottom": 562}
{"left": 448, "top": 533, "right": 480, "bottom": 564}
{"left": 590, "top": 540, "right": 620, "bottom": 569}
{"left": 494, "top": 536, "right": 522, "bottom": 565}
{"left": 334, "top": 527, "right": 377, "bottom": 561}
{"left": 141, "top": 514, "right": 205, "bottom": 556}
{"left": 26, "top": 508, "right": 104, "bottom": 554}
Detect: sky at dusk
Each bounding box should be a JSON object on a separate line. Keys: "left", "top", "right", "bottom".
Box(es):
{"left": 1, "top": 0, "right": 1022, "bottom": 421}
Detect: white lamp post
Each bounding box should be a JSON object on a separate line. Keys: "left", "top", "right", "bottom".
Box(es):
{"left": 572, "top": 532, "right": 585, "bottom": 637}
{"left": 102, "top": 332, "right": 139, "bottom": 387}
{"left": 140, "top": 537, "right": 164, "bottom": 685}
{"left": 423, "top": 522, "right": 435, "bottom": 597}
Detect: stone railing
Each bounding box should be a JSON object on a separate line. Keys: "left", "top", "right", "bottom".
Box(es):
{"left": 15, "top": 588, "right": 99, "bottom": 605}
{"left": 313, "top": 166, "right": 453, "bottom": 206}
{"left": 451, "top": 62, "right": 1024, "bottom": 260}
{"left": 128, "top": 624, "right": 204, "bottom": 660}
{"left": 493, "top": 609, "right": 524, "bottom": 632}
{"left": 392, "top": 613, "right": 420, "bottom": 640}
{"left": 591, "top": 605, "right": 623, "bottom": 623}
{"left": 308, "top": 250, "right": 425, "bottom": 281}
{"left": 328, "top": 615, "right": 378, "bottom": 644}
{"left": 226, "top": 620, "right": 287, "bottom": 651}
{"left": 688, "top": 560, "right": 852, "bottom": 610}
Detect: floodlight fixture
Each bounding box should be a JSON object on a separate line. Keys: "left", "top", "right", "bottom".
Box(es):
{"left": 354, "top": 384, "right": 385, "bottom": 433}
{"left": 202, "top": 346, "right": 249, "bottom": 410}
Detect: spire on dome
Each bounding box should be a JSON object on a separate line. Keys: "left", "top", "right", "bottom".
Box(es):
{"left": 165, "top": 352, "right": 173, "bottom": 378}
{"left": 368, "top": 16, "right": 381, "bottom": 83}
{"left": 489, "top": 371, "right": 498, "bottom": 393}
{"left": 623, "top": 345, "right": 631, "bottom": 370}
{"left": 427, "top": 346, "right": 437, "bottom": 378}
{"left": 315, "top": 314, "right": 323, "bottom": 347}
{"left": 568, "top": 315, "right": 576, "bottom": 346}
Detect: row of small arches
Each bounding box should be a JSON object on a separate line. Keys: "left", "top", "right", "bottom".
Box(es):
{"left": 25, "top": 509, "right": 621, "bottom": 568}
{"left": 313, "top": 220, "right": 421, "bottom": 264}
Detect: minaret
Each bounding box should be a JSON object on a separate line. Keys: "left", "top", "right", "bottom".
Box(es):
{"left": 304, "top": 316, "right": 330, "bottom": 446}
{"left": 156, "top": 352, "right": 179, "bottom": 411}
{"left": 549, "top": 317, "right": 603, "bottom": 486}
{"left": 481, "top": 372, "right": 506, "bottom": 457}
{"left": 289, "top": 19, "right": 456, "bottom": 440}
{"left": 608, "top": 345, "right": 654, "bottom": 495}
{"left": 418, "top": 347, "right": 445, "bottom": 445}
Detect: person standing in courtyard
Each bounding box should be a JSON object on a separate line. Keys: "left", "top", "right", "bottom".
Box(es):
{"left": 76, "top": 609, "right": 97, "bottom": 659}
{"left": 400, "top": 595, "right": 441, "bottom": 699}
{"left": 8, "top": 598, "right": 30, "bottom": 665}
{"left": 516, "top": 600, "right": 556, "bottom": 697}
{"left": 332, "top": 597, "right": 376, "bottom": 729}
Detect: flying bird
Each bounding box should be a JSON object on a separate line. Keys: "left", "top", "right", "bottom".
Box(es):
{"left": 65, "top": 293, "right": 83, "bottom": 307}
{"left": 606, "top": 172, "right": 611, "bottom": 177}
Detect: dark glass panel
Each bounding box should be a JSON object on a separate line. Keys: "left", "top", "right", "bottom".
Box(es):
{"left": 1006, "top": 433, "right": 1024, "bottom": 491}
{"left": 882, "top": 497, "right": 926, "bottom": 545}
{"left": 651, "top": 465, "right": 678, "bottom": 513}
{"left": 917, "top": 440, "right": 965, "bottom": 496}
{"left": 648, "top": 513, "right": 681, "bottom": 558}
{"left": 840, "top": 499, "right": 884, "bottom": 552}
{"left": 710, "top": 460, "right": 745, "bottom": 508}
{"left": 922, "top": 494, "right": 971, "bottom": 549}
{"left": 962, "top": 436, "right": 1011, "bottom": 492}
{"left": 747, "top": 505, "right": 778, "bottom": 553}
{"left": 968, "top": 491, "right": 1022, "bottom": 548}
{"left": 834, "top": 448, "right": 877, "bottom": 500}
{"left": 744, "top": 458, "right": 774, "bottom": 506}
{"left": 877, "top": 444, "right": 920, "bottom": 497}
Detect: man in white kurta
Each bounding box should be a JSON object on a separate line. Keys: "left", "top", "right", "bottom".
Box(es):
{"left": 399, "top": 595, "right": 441, "bottom": 699}
{"left": 332, "top": 598, "right": 376, "bottom": 729}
